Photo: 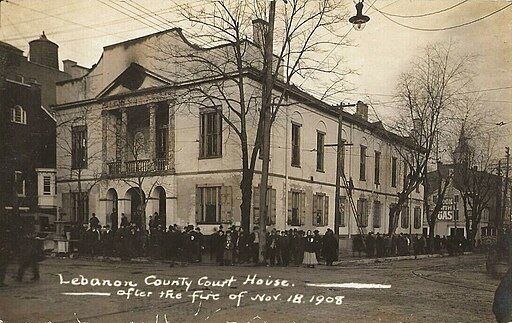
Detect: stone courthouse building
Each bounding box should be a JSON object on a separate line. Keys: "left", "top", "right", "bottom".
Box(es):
{"left": 53, "top": 27, "right": 424, "bottom": 235}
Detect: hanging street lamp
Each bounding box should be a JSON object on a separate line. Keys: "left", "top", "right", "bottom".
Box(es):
{"left": 349, "top": 0, "right": 370, "bottom": 31}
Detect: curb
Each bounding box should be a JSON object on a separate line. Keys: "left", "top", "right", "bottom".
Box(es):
{"left": 333, "top": 252, "right": 473, "bottom": 266}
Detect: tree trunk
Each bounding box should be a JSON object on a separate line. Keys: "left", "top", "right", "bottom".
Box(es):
{"left": 240, "top": 170, "right": 253, "bottom": 234}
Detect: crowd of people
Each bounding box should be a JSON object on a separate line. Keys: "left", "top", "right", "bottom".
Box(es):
{"left": 69, "top": 212, "right": 340, "bottom": 267}
{"left": 70, "top": 212, "right": 482, "bottom": 265}
{"left": 352, "top": 232, "right": 473, "bottom": 258}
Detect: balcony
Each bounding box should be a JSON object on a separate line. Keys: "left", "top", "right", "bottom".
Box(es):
{"left": 106, "top": 158, "right": 169, "bottom": 176}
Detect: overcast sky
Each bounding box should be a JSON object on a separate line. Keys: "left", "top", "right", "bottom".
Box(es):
{"left": 1, "top": 0, "right": 511, "bottom": 149}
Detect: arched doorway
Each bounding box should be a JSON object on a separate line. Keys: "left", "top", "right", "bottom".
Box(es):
{"left": 126, "top": 187, "right": 146, "bottom": 228}
{"left": 153, "top": 186, "right": 167, "bottom": 228}
{"left": 106, "top": 188, "right": 118, "bottom": 230}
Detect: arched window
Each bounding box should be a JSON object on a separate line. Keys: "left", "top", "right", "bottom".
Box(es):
{"left": 10, "top": 105, "right": 27, "bottom": 124}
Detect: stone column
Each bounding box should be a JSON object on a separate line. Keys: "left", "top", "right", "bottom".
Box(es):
{"left": 148, "top": 103, "right": 157, "bottom": 163}
{"left": 101, "top": 110, "right": 108, "bottom": 174}
{"left": 167, "top": 100, "right": 176, "bottom": 172}
{"left": 120, "top": 108, "right": 128, "bottom": 172}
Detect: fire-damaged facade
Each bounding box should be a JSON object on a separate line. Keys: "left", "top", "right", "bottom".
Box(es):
{"left": 53, "top": 28, "right": 424, "bottom": 235}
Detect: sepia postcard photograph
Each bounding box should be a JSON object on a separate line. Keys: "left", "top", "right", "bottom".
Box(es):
{"left": 0, "top": 1, "right": 511, "bottom": 322}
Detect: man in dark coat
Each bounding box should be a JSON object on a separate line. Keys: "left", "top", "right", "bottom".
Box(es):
{"left": 493, "top": 268, "right": 512, "bottom": 323}
{"left": 89, "top": 213, "right": 100, "bottom": 229}
{"left": 322, "top": 229, "right": 338, "bottom": 266}
{"left": 16, "top": 233, "right": 44, "bottom": 282}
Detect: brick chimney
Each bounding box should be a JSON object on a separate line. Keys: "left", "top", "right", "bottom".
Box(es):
{"left": 355, "top": 101, "right": 368, "bottom": 121}
{"left": 252, "top": 18, "right": 268, "bottom": 47}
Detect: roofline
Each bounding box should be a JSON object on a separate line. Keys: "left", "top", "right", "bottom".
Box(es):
{"left": 56, "top": 28, "right": 271, "bottom": 86}
{"left": 52, "top": 68, "right": 417, "bottom": 151}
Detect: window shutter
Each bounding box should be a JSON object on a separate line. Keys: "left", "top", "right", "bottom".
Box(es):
{"left": 253, "top": 186, "right": 260, "bottom": 225}
{"left": 199, "top": 114, "right": 204, "bottom": 157}
{"left": 221, "top": 186, "right": 232, "bottom": 223}
{"left": 324, "top": 195, "right": 329, "bottom": 226}
{"left": 287, "top": 190, "right": 292, "bottom": 225}
{"left": 61, "top": 192, "right": 70, "bottom": 221}
{"left": 195, "top": 186, "right": 201, "bottom": 222}
{"left": 270, "top": 188, "right": 276, "bottom": 225}
{"left": 312, "top": 194, "right": 318, "bottom": 226}
{"left": 300, "top": 191, "right": 306, "bottom": 226}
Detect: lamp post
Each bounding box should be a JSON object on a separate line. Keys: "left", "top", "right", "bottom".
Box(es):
{"left": 349, "top": 0, "right": 371, "bottom": 31}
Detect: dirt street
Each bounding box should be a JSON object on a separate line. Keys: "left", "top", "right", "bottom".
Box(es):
{"left": 0, "top": 254, "right": 500, "bottom": 323}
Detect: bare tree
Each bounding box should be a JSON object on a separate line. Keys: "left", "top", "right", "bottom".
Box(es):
{"left": 451, "top": 101, "right": 499, "bottom": 247}
{"left": 389, "top": 42, "right": 474, "bottom": 236}
{"left": 156, "top": 0, "right": 351, "bottom": 262}
{"left": 56, "top": 106, "right": 103, "bottom": 224}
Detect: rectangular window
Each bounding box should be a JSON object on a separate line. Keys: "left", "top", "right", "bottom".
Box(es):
{"left": 291, "top": 123, "right": 301, "bottom": 167}
{"left": 316, "top": 131, "right": 325, "bottom": 172}
{"left": 373, "top": 201, "right": 381, "bottom": 228}
{"left": 291, "top": 191, "right": 300, "bottom": 225}
{"left": 253, "top": 186, "right": 276, "bottom": 225}
{"left": 198, "top": 186, "right": 221, "bottom": 223}
{"left": 71, "top": 192, "right": 89, "bottom": 224}
{"left": 288, "top": 190, "right": 305, "bottom": 226}
{"left": 359, "top": 145, "right": 367, "bottom": 181}
{"left": 43, "top": 176, "right": 51, "bottom": 195}
{"left": 414, "top": 207, "right": 422, "bottom": 229}
{"left": 391, "top": 157, "right": 397, "bottom": 188}
{"left": 374, "top": 151, "right": 381, "bottom": 185}
{"left": 15, "top": 171, "right": 25, "bottom": 197}
{"left": 403, "top": 161, "right": 408, "bottom": 188}
{"left": 200, "top": 109, "right": 222, "bottom": 158}
{"left": 339, "top": 196, "right": 347, "bottom": 227}
{"left": 71, "top": 125, "right": 87, "bottom": 169}
{"left": 313, "top": 193, "right": 329, "bottom": 226}
{"left": 356, "top": 198, "right": 368, "bottom": 227}
{"left": 401, "top": 205, "right": 410, "bottom": 229}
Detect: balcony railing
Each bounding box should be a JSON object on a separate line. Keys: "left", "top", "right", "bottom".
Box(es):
{"left": 106, "top": 158, "right": 169, "bottom": 175}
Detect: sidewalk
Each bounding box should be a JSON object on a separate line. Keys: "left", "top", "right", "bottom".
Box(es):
{"left": 333, "top": 251, "right": 473, "bottom": 266}
{"left": 50, "top": 251, "right": 474, "bottom": 266}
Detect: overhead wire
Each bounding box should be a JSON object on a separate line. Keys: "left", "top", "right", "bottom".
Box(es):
{"left": 370, "top": 0, "right": 471, "bottom": 19}
{"left": 373, "top": 2, "right": 512, "bottom": 32}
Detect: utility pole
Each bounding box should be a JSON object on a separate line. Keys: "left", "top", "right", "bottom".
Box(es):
{"left": 502, "top": 147, "right": 510, "bottom": 231}
{"left": 333, "top": 102, "right": 355, "bottom": 236}
{"left": 497, "top": 160, "right": 502, "bottom": 234}
{"left": 258, "top": 0, "right": 276, "bottom": 264}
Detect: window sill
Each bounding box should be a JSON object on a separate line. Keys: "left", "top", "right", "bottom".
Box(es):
{"left": 291, "top": 164, "right": 301, "bottom": 168}
{"left": 316, "top": 169, "right": 325, "bottom": 173}
{"left": 198, "top": 155, "right": 222, "bottom": 160}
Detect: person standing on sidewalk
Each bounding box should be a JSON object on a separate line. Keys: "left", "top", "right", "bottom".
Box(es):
{"left": 303, "top": 230, "right": 318, "bottom": 268}
{"left": 16, "top": 227, "right": 44, "bottom": 282}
